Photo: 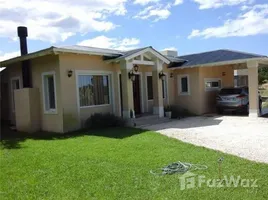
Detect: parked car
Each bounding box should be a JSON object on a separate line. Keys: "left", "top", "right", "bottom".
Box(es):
{"left": 216, "top": 87, "right": 262, "bottom": 114}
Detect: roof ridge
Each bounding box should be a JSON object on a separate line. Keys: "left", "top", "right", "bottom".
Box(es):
{"left": 59, "top": 45, "right": 124, "bottom": 53}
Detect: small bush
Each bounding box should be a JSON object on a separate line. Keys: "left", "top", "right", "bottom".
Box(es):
{"left": 85, "top": 113, "right": 126, "bottom": 129}
{"left": 170, "top": 106, "right": 194, "bottom": 119}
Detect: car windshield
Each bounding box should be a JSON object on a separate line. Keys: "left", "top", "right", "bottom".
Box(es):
{"left": 219, "top": 88, "right": 242, "bottom": 95}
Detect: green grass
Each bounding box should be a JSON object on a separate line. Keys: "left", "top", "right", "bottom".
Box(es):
{"left": 1, "top": 128, "right": 268, "bottom": 200}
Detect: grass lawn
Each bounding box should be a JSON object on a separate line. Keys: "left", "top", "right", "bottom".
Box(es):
{"left": 1, "top": 128, "right": 268, "bottom": 200}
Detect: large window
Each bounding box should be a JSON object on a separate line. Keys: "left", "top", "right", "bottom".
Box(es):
{"left": 146, "top": 75, "right": 167, "bottom": 100}
{"left": 11, "top": 77, "right": 21, "bottom": 112}
{"left": 78, "top": 75, "right": 110, "bottom": 107}
{"left": 178, "top": 74, "right": 190, "bottom": 95}
{"left": 42, "top": 72, "right": 57, "bottom": 113}
{"left": 205, "top": 78, "right": 221, "bottom": 91}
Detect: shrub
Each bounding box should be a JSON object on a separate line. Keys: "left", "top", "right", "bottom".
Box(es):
{"left": 170, "top": 106, "right": 194, "bottom": 119}
{"left": 85, "top": 113, "right": 126, "bottom": 129}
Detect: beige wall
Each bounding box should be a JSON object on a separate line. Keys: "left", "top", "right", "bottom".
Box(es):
{"left": 31, "top": 55, "right": 63, "bottom": 133}
{"left": 199, "top": 65, "right": 234, "bottom": 114}
{"left": 173, "top": 65, "right": 234, "bottom": 115}
{"left": 14, "top": 88, "right": 40, "bottom": 132}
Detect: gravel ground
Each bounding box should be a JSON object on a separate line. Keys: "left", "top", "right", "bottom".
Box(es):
{"left": 144, "top": 115, "right": 268, "bottom": 163}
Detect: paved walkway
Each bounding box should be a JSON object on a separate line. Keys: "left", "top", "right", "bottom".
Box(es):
{"left": 143, "top": 115, "right": 268, "bottom": 163}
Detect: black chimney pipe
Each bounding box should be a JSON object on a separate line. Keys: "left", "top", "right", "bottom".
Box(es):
{"left": 17, "top": 26, "right": 32, "bottom": 88}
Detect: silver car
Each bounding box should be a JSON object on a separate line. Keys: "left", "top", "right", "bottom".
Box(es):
{"left": 216, "top": 87, "right": 262, "bottom": 114}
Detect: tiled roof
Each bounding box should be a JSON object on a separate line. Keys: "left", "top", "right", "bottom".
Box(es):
{"left": 173, "top": 49, "right": 267, "bottom": 68}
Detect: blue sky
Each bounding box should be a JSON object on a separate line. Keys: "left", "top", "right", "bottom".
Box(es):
{"left": 0, "top": 0, "right": 267, "bottom": 61}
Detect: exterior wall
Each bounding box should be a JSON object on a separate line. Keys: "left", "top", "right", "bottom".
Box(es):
{"left": 1, "top": 63, "right": 23, "bottom": 124}
{"left": 199, "top": 65, "right": 234, "bottom": 114}
{"left": 174, "top": 67, "right": 202, "bottom": 114}
{"left": 1, "top": 69, "right": 10, "bottom": 121}
{"left": 58, "top": 54, "right": 120, "bottom": 132}
{"left": 174, "top": 65, "right": 234, "bottom": 115}
{"left": 14, "top": 88, "right": 40, "bottom": 132}
{"left": 31, "top": 55, "right": 63, "bottom": 133}
{"left": 1, "top": 55, "right": 63, "bottom": 133}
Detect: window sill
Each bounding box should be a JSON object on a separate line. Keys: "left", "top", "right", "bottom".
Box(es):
{"left": 44, "top": 110, "right": 58, "bottom": 115}
{"left": 179, "top": 92, "right": 190, "bottom": 96}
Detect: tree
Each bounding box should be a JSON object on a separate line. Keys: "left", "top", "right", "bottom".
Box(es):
{"left": 259, "top": 67, "right": 268, "bottom": 84}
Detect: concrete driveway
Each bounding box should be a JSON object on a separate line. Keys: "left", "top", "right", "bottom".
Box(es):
{"left": 143, "top": 115, "right": 268, "bottom": 163}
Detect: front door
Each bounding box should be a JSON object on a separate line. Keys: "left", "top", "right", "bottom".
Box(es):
{"left": 133, "top": 74, "right": 141, "bottom": 115}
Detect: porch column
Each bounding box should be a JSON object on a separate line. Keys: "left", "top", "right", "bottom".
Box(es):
{"left": 152, "top": 59, "right": 164, "bottom": 117}
{"left": 247, "top": 61, "right": 260, "bottom": 117}
{"left": 120, "top": 60, "right": 134, "bottom": 118}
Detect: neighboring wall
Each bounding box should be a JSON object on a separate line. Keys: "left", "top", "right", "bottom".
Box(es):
{"left": 59, "top": 54, "right": 120, "bottom": 132}
{"left": 174, "top": 65, "right": 234, "bottom": 115}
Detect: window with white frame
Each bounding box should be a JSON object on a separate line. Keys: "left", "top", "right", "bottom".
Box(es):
{"left": 78, "top": 74, "right": 110, "bottom": 107}
{"left": 42, "top": 72, "right": 57, "bottom": 113}
{"left": 146, "top": 75, "right": 167, "bottom": 100}
{"left": 11, "top": 77, "right": 21, "bottom": 111}
{"left": 205, "top": 78, "right": 221, "bottom": 91}
{"left": 177, "top": 74, "right": 190, "bottom": 95}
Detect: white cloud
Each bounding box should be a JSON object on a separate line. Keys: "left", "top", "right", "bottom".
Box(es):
{"left": 188, "top": 4, "right": 268, "bottom": 39}
{"left": 193, "top": 0, "right": 252, "bottom": 9}
{"left": 161, "top": 47, "right": 178, "bottom": 51}
{"left": 174, "top": 0, "right": 183, "bottom": 6}
{"left": 133, "top": 0, "right": 160, "bottom": 6}
{"left": 0, "top": 51, "right": 20, "bottom": 61}
{"left": 134, "top": 4, "right": 171, "bottom": 22}
{"left": 0, "top": 0, "right": 127, "bottom": 43}
{"left": 78, "top": 36, "right": 140, "bottom": 50}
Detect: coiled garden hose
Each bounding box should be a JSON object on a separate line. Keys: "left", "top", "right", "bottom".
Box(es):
{"left": 150, "top": 161, "right": 208, "bottom": 176}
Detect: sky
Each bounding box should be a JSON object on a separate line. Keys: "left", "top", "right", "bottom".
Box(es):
{"left": 0, "top": 0, "right": 268, "bottom": 62}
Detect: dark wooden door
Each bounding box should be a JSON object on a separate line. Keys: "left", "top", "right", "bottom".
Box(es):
{"left": 133, "top": 74, "right": 141, "bottom": 115}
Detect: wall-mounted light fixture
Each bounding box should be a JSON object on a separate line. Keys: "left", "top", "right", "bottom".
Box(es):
{"left": 170, "top": 72, "right": 174, "bottom": 78}
{"left": 159, "top": 71, "right": 166, "bottom": 80}
{"left": 133, "top": 64, "right": 139, "bottom": 72}
{"left": 128, "top": 70, "right": 136, "bottom": 81}
{"left": 222, "top": 72, "right": 226, "bottom": 76}
{"left": 67, "top": 70, "right": 73, "bottom": 77}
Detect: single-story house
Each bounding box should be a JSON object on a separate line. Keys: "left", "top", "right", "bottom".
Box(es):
{"left": 1, "top": 27, "right": 268, "bottom": 133}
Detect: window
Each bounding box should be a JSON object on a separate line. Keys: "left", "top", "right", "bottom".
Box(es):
{"left": 146, "top": 75, "right": 167, "bottom": 100}
{"left": 42, "top": 72, "right": 57, "bottom": 113}
{"left": 78, "top": 75, "right": 110, "bottom": 107}
{"left": 178, "top": 75, "right": 190, "bottom": 95}
{"left": 205, "top": 78, "right": 221, "bottom": 91}
{"left": 147, "top": 76, "right": 153, "bottom": 100}
{"left": 11, "top": 77, "right": 21, "bottom": 111}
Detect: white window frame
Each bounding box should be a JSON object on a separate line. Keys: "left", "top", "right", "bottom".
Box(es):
{"left": 76, "top": 70, "right": 113, "bottom": 109}
{"left": 42, "top": 71, "right": 57, "bottom": 114}
{"left": 204, "top": 78, "right": 222, "bottom": 92}
{"left": 10, "top": 76, "right": 22, "bottom": 112}
{"left": 177, "top": 74, "right": 190, "bottom": 96}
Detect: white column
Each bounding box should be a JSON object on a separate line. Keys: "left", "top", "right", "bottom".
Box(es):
{"left": 120, "top": 60, "right": 134, "bottom": 118}
{"left": 152, "top": 59, "right": 164, "bottom": 117}
{"left": 247, "top": 61, "right": 260, "bottom": 117}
